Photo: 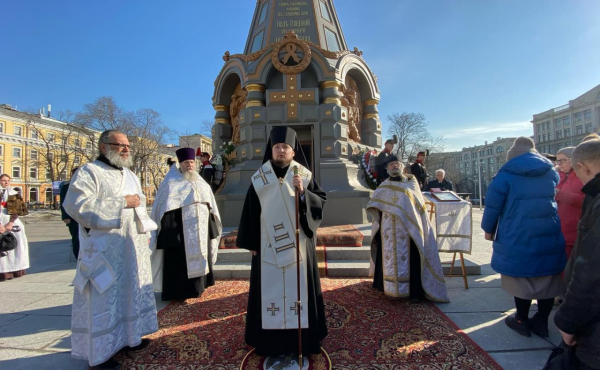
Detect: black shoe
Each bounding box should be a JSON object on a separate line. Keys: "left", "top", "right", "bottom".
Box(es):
{"left": 127, "top": 338, "right": 151, "bottom": 351}
{"left": 93, "top": 358, "right": 121, "bottom": 370}
{"left": 505, "top": 314, "right": 531, "bottom": 337}
{"left": 528, "top": 314, "right": 549, "bottom": 338}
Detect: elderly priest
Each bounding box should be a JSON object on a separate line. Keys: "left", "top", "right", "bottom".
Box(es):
{"left": 368, "top": 155, "right": 449, "bottom": 302}
{"left": 237, "top": 126, "right": 328, "bottom": 357}
{"left": 150, "top": 148, "right": 222, "bottom": 302}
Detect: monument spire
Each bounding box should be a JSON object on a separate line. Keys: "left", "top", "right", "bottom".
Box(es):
{"left": 244, "top": 0, "right": 348, "bottom": 54}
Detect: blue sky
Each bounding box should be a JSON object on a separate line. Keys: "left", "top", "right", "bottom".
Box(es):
{"left": 2, "top": 0, "right": 599, "bottom": 151}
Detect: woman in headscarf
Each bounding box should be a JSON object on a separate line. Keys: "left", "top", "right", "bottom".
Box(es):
{"left": 481, "top": 137, "right": 566, "bottom": 338}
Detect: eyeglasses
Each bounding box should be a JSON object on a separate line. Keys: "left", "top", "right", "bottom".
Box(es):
{"left": 556, "top": 159, "right": 570, "bottom": 164}
{"left": 106, "top": 143, "right": 132, "bottom": 150}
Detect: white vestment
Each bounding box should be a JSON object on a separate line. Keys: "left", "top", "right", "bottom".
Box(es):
{"left": 368, "top": 176, "right": 449, "bottom": 302}
{"left": 63, "top": 160, "right": 158, "bottom": 366}
{"left": 253, "top": 160, "right": 311, "bottom": 329}
{"left": 0, "top": 188, "right": 29, "bottom": 273}
{"left": 150, "top": 164, "right": 222, "bottom": 291}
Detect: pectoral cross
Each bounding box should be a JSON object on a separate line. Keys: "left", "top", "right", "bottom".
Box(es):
{"left": 267, "top": 303, "right": 280, "bottom": 316}
{"left": 253, "top": 167, "right": 272, "bottom": 186}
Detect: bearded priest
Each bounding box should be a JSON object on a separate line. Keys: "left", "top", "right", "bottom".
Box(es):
{"left": 237, "top": 126, "right": 328, "bottom": 357}
{"left": 367, "top": 155, "right": 449, "bottom": 302}
{"left": 63, "top": 130, "right": 159, "bottom": 370}
{"left": 150, "top": 148, "right": 222, "bottom": 302}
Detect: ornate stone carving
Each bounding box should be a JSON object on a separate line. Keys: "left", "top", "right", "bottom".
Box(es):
{"left": 352, "top": 47, "right": 363, "bottom": 57}
{"left": 271, "top": 31, "right": 312, "bottom": 75}
{"left": 230, "top": 90, "right": 248, "bottom": 144}
{"left": 341, "top": 76, "right": 363, "bottom": 143}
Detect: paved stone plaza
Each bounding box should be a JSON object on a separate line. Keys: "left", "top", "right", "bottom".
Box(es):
{"left": 0, "top": 210, "right": 558, "bottom": 370}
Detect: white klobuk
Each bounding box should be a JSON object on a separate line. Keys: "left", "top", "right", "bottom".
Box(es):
{"left": 150, "top": 164, "right": 222, "bottom": 291}
{"left": 367, "top": 176, "right": 449, "bottom": 302}
{"left": 63, "top": 160, "right": 158, "bottom": 366}
{"left": 252, "top": 160, "right": 311, "bottom": 329}
{"left": 0, "top": 187, "right": 29, "bottom": 273}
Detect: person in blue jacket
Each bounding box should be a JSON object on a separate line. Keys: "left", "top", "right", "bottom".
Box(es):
{"left": 481, "top": 136, "right": 566, "bottom": 338}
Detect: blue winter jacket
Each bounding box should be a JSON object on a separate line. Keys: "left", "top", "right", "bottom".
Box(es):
{"left": 481, "top": 152, "right": 566, "bottom": 277}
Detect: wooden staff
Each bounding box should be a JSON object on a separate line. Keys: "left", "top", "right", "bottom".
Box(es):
{"left": 293, "top": 165, "right": 303, "bottom": 368}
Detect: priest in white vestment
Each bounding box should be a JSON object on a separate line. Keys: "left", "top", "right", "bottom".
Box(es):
{"left": 150, "top": 147, "right": 222, "bottom": 301}
{"left": 237, "top": 126, "right": 328, "bottom": 357}
{"left": 0, "top": 174, "right": 29, "bottom": 281}
{"left": 63, "top": 130, "right": 159, "bottom": 370}
{"left": 367, "top": 155, "right": 449, "bottom": 302}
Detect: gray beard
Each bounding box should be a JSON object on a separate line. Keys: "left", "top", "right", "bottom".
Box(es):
{"left": 388, "top": 168, "right": 401, "bottom": 177}
{"left": 181, "top": 169, "right": 200, "bottom": 182}
{"left": 105, "top": 148, "right": 133, "bottom": 168}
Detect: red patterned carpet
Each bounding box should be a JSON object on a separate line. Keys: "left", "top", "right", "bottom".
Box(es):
{"left": 116, "top": 279, "right": 502, "bottom": 370}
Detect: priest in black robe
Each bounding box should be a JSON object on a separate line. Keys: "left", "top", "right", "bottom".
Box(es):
{"left": 150, "top": 148, "right": 222, "bottom": 302}
{"left": 237, "top": 126, "right": 328, "bottom": 357}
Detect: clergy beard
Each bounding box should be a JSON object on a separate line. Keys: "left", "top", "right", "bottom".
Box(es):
{"left": 181, "top": 169, "right": 200, "bottom": 182}
{"left": 388, "top": 168, "right": 401, "bottom": 177}
{"left": 105, "top": 148, "right": 133, "bottom": 168}
{"left": 272, "top": 159, "right": 292, "bottom": 168}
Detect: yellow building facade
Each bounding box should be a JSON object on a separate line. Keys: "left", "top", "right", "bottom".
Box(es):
{"left": 0, "top": 104, "right": 99, "bottom": 205}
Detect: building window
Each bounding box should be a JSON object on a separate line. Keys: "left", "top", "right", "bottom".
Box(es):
{"left": 45, "top": 188, "right": 53, "bottom": 203}
{"left": 60, "top": 154, "right": 67, "bottom": 162}
{"left": 0, "top": 121, "right": 3, "bottom": 133}
{"left": 536, "top": 123, "right": 541, "bottom": 132}
{"left": 62, "top": 137, "right": 68, "bottom": 145}
{"left": 563, "top": 116, "right": 570, "bottom": 125}
{"left": 74, "top": 138, "right": 80, "bottom": 147}
{"left": 30, "top": 167, "right": 38, "bottom": 179}
{"left": 585, "top": 123, "right": 592, "bottom": 133}
{"left": 490, "top": 166, "right": 495, "bottom": 173}
{"left": 60, "top": 170, "right": 67, "bottom": 181}
{"left": 464, "top": 154, "right": 469, "bottom": 160}
{"left": 0, "top": 145, "right": 3, "bottom": 156}
{"left": 548, "top": 132, "right": 552, "bottom": 140}
{"left": 257, "top": 1, "right": 268, "bottom": 24}
{"left": 564, "top": 128, "right": 571, "bottom": 137}
{"left": 584, "top": 109, "right": 592, "bottom": 122}
{"left": 496, "top": 146, "right": 504, "bottom": 153}
{"left": 487, "top": 148, "right": 492, "bottom": 155}
{"left": 574, "top": 112, "right": 582, "bottom": 123}
{"left": 31, "top": 129, "right": 38, "bottom": 139}
{"left": 29, "top": 188, "right": 38, "bottom": 202}
{"left": 542, "top": 134, "right": 546, "bottom": 142}
{"left": 86, "top": 141, "right": 92, "bottom": 151}
{"left": 465, "top": 162, "right": 469, "bottom": 167}
{"left": 250, "top": 30, "right": 264, "bottom": 53}
{"left": 74, "top": 155, "right": 80, "bottom": 164}
{"left": 48, "top": 152, "right": 54, "bottom": 161}
{"left": 12, "top": 166, "right": 21, "bottom": 179}
{"left": 14, "top": 126, "right": 23, "bottom": 136}
{"left": 489, "top": 157, "right": 494, "bottom": 164}
{"left": 13, "top": 147, "right": 22, "bottom": 158}
{"left": 576, "top": 126, "right": 583, "bottom": 135}
{"left": 555, "top": 118, "right": 562, "bottom": 127}
{"left": 324, "top": 27, "right": 341, "bottom": 51}
{"left": 319, "top": 0, "right": 332, "bottom": 22}
{"left": 538, "top": 135, "right": 542, "bottom": 143}
{"left": 466, "top": 169, "right": 470, "bottom": 175}
{"left": 30, "top": 149, "right": 38, "bottom": 160}
{"left": 46, "top": 168, "right": 51, "bottom": 179}
{"left": 48, "top": 133, "right": 55, "bottom": 142}
{"left": 556, "top": 130, "right": 562, "bottom": 139}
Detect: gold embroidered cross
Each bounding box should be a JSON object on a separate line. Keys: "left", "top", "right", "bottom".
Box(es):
{"left": 83, "top": 246, "right": 100, "bottom": 259}
{"left": 253, "top": 167, "right": 272, "bottom": 186}
{"left": 391, "top": 193, "right": 399, "bottom": 203}
{"left": 290, "top": 302, "right": 303, "bottom": 315}
{"left": 267, "top": 303, "right": 280, "bottom": 316}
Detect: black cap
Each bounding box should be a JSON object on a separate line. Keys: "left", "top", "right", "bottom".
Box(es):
{"left": 263, "top": 126, "right": 308, "bottom": 168}
{"left": 175, "top": 148, "right": 196, "bottom": 162}
{"left": 383, "top": 154, "right": 399, "bottom": 166}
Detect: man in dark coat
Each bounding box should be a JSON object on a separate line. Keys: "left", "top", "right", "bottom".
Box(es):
{"left": 59, "top": 167, "right": 79, "bottom": 258}
{"left": 555, "top": 139, "right": 600, "bottom": 370}
{"left": 410, "top": 151, "right": 428, "bottom": 189}
{"left": 199, "top": 152, "right": 215, "bottom": 190}
{"left": 424, "top": 169, "right": 454, "bottom": 192}
{"left": 376, "top": 139, "right": 394, "bottom": 184}
{"left": 237, "top": 126, "right": 328, "bottom": 357}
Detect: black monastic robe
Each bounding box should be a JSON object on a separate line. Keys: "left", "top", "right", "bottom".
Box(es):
{"left": 237, "top": 163, "right": 328, "bottom": 356}
{"left": 156, "top": 209, "right": 218, "bottom": 301}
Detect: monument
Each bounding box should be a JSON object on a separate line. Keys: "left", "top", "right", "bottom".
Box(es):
{"left": 212, "top": 0, "right": 382, "bottom": 226}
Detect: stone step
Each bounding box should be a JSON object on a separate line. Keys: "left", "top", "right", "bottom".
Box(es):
{"left": 214, "top": 257, "right": 481, "bottom": 279}
{"left": 216, "top": 246, "right": 371, "bottom": 263}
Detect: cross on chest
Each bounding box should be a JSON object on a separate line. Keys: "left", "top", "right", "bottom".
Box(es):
{"left": 267, "top": 303, "right": 280, "bottom": 316}
{"left": 253, "top": 167, "right": 272, "bottom": 186}
{"left": 268, "top": 74, "right": 318, "bottom": 120}
{"left": 391, "top": 193, "right": 399, "bottom": 203}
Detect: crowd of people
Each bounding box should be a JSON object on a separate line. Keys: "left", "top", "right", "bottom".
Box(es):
{"left": 1, "top": 127, "right": 599, "bottom": 370}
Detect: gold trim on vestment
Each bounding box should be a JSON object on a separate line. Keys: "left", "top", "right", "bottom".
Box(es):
{"left": 392, "top": 215, "right": 399, "bottom": 297}
{"left": 376, "top": 184, "right": 426, "bottom": 215}
{"left": 370, "top": 198, "right": 424, "bottom": 239}
{"left": 437, "top": 234, "right": 471, "bottom": 238}
{"left": 384, "top": 276, "right": 410, "bottom": 283}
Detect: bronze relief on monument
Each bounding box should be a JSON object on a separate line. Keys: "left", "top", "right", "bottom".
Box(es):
{"left": 341, "top": 76, "right": 363, "bottom": 143}
{"left": 230, "top": 84, "right": 248, "bottom": 144}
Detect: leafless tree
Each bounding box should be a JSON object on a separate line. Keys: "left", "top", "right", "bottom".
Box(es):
{"left": 386, "top": 112, "right": 445, "bottom": 162}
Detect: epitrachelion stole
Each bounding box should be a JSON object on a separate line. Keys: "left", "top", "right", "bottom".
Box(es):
{"left": 252, "top": 160, "right": 311, "bottom": 329}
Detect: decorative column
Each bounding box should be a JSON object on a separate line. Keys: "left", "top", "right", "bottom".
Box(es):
{"left": 362, "top": 99, "right": 382, "bottom": 148}
{"left": 212, "top": 104, "right": 231, "bottom": 154}
{"left": 319, "top": 80, "right": 348, "bottom": 158}
{"left": 240, "top": 84, "right": 266, "bottom": 162}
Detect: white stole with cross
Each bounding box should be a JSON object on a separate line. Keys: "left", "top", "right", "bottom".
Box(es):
{"left": 252, "top": 160, "right": 311, "bottom": 329}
